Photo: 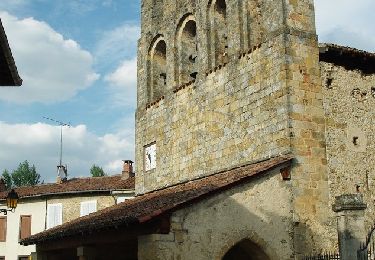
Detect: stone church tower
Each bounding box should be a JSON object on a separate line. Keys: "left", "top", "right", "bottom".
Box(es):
{"left": 136, "top": 0, "right": 332, "bottom": 255}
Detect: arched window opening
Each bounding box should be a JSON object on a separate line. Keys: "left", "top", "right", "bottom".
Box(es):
{"left": 148, "top": 38, "right": 167, "bottom": 101}
{"left": 222, "top": 239, "right": 270, "bottom": 260}
{"left": 246, "top": 0, "right": 263, "bottom": 49}
{"left": 207, "top": 0, "right": 228, "bottom": 67}
{"left": 177, "top": 16, "right": 198, "bottom": 86}
{"left": 211, "top": 0, "right": 228, "bottom": 66}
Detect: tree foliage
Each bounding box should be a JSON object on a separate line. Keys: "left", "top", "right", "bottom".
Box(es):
{"left": 90, "top": 164, "right": 105, "bottom": 177}
{"left": 1, "top": 160, "right": 41, "bottom": 189}
{"left": 1, "top": 169, "right": 12, "bottom": 190}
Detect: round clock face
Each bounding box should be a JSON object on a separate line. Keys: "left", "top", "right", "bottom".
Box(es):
{"left": 145, "top": 143, "right": 156, "bottom": 171}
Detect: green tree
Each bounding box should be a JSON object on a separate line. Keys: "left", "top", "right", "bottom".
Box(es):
{"left": 90, "top": 164, "right": 105, "bottom": 177}
{"left": 1, "top": 160, "right": 41, "bottom": 188}
{"left": 1, "top": 169, "right": 12, "bottom": 189}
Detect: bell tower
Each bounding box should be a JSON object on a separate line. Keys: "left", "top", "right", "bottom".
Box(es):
{"left": 135, "top": 0, "right": 331, "bottom": 251}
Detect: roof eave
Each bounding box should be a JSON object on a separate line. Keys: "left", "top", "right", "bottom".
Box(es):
{"left": 0, "top": 18, "right": 22, "bottom": 87}
{"left": 319, "top": 43, "right": 375, "bottom": 75}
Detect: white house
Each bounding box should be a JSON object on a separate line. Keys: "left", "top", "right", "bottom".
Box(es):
{"left": 0, "top": 168, "right": 135, "bottom": 260}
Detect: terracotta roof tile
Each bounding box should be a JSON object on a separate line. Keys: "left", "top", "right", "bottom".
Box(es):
{"left": 319, "top": 43, "right": 375, "bottom": 74}
{"left": 0, "top": 175, "right": 134, "bottom": 200}
{"left": 21, "top": 154, "right": 293, "bottom": 245}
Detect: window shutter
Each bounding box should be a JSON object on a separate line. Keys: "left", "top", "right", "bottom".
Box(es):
{"left": 0, "top": 217, "right": 6, "bottom": 242}
{"left": 117, "top": 197, "right": 126, "bottom": 204}
{"left": 47, "top": 204, "right": 62, "bottom": 229}
{"left": 20, "top": 215, "right": 31, "bottom": 239}
{"left": 80, "top": 201, "right": 97, "bottom": 217}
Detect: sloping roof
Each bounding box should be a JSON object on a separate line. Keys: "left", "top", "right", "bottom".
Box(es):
{"left": 319, "top": 43, "right": 375, "bottom": 74}
{"left": 0, "top": 18, "right": 22, "bottom": 86}
{"left": 0, "top": 175, "right": 134, "bottom": 200}
{"left": 21, "top": 154, "right": 293, "bottom": 246}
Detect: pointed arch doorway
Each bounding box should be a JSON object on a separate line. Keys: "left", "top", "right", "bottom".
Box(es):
{"left": 222, "top": 239, "right": 270, "bottom": 260}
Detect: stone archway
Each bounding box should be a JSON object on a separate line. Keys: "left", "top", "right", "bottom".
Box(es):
{"left": 222, "top": 239, "right": 270, "bottom": 260}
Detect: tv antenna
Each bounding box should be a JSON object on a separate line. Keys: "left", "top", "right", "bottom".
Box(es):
{"left": 43, "top": 116, "right": 71, "bottom": 166}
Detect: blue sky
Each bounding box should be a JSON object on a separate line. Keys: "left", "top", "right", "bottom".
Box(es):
{"left": 0, "top": 0, "right": 374, "bottom": 183}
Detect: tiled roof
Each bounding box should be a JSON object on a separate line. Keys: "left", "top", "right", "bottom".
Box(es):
{"left": 319, "top": 43, "right": 375, "bottom": 74}
{"left": 21, "top": 154, "right": 293, "bottom": 246}
{"left": 0, "top": 18, "right": 22, "bottom": 86}
{"left": 0, "top": 175, "right": 135, "bottom": 200}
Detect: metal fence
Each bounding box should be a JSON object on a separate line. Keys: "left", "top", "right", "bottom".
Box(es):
{"left": 358, "top": 223, "right": 375, "bottom": 260}
{"left": 303, "top": 252, "right": 340, "bottom": 260}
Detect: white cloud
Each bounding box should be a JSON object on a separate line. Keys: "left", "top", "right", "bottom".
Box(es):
{"left": 0, "top": 121, "right": 134, "bottom": 182}
{"left": 95, "top": 23, "right": 140, "bottom": 67}
{"left": 0, "top": 12, "right": 99, "bottom": 104}
{"left": 104, "top": 57, "right": 137, "bottom": 107}
{"left": 105, "top": 58, "right": 137, "bottom": 88}
{"left": 315, "top": 0, "right": 375, "bottom": 52}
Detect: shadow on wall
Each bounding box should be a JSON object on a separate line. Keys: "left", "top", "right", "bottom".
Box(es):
{"left": 162, "top": 171, "right": 329, "bottom": 260}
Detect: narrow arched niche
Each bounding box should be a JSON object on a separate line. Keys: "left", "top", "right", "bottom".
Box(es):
{"left": 222, "top": 239, "right": 270, "bottom": 260}
{"left": 246, "top": 0, "right": 263, "bottom": 49}
{"left": 148, "top": 37, "right": 167, "bottom": 101}
{"left": 176, "top": 15, "right": 198, "bottom": 86}
{"left": 208, "top": 0, "right": 228, "bottom": 67}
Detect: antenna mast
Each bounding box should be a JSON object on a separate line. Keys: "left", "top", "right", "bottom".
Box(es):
{"left": 43, "top": 116, "right": 71, "bottom": 167}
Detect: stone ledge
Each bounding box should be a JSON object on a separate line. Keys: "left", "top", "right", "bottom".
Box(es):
{"left": 332, "top": 194, "right": 367, "bottom": 212}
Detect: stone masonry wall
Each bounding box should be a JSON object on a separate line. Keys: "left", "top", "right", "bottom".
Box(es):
{"left": 136, "top": 0, "right": 291, "bottom": 193}
{"left": 321, "top": 62, "right": 375, "bottom": 230}
{"left": 138, "top": 167, "right": 294, "bottom": 260}
{"left": 136, "top": 35, "right": 290, "bottom": 193}
{"left": 136, "top": 0, "right": 335, "bottom": 256}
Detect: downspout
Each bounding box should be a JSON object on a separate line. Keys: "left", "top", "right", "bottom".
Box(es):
{"left": 110, "top": 190, "right": 117, "bottom": 205}
{"left": 44, "top": 197, "right": 48, "bottom": 230}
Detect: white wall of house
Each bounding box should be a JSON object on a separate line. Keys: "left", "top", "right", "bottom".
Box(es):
{"left": 0, "top": 189, "right": 135, "bottom": 259}
{"left": 0, "top": 199, "right": 46, "bottom": 260}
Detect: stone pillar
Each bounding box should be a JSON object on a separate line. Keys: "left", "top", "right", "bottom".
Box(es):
{"left": 333, "top": 194, "right": 367, "bottom": 260}
{"left": 77, "top": 246, "right": 96, "bottom": 260}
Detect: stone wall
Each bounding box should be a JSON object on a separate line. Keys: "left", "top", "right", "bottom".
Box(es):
{"left": 136, "top": 0, "right": 293, "bottom": 194}
{"left": 138, "top": 167, "right": 294, "bottom": 260}
{"left": 135, "top": 0, "right": 335, "bottom": 255}
{"left": 321, "top": 62, "right": 375, "bottom": 229}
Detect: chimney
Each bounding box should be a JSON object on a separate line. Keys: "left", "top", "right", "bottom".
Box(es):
{"left": 0, "top": 178, "right": 6, "bottom": 192}
{"left": 122, "top": 160, "right": 134, "bottom": 180}
{"left": 57, "top": 165, "right": 68, "bottom": 184}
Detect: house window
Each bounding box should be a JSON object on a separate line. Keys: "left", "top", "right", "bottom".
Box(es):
{"left": 80, "top": 201, "right": 97, "bottom": 217}
{"left": 0, "top": 216, "right": 6, "bottom": 242}
{"left": 0, "top": 257, "right": 5, "bottom": 260}
{"left": 116, "top": 196, "right": 134, "bottom": 204}
{"left": 19, "top": 215, "right": 31, "bottom": 240}
{"left": 18, "top": 256, "right": 29, "bottom": 260}
{"left": 47, "top": 203, "right": 62, "bottom": 229}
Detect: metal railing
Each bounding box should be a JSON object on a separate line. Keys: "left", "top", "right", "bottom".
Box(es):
{"left": 358, "top": 223, "right": 375, "bottom": 260}
{"left": 303, "top": 252, "right": 340, "bottom": 260}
